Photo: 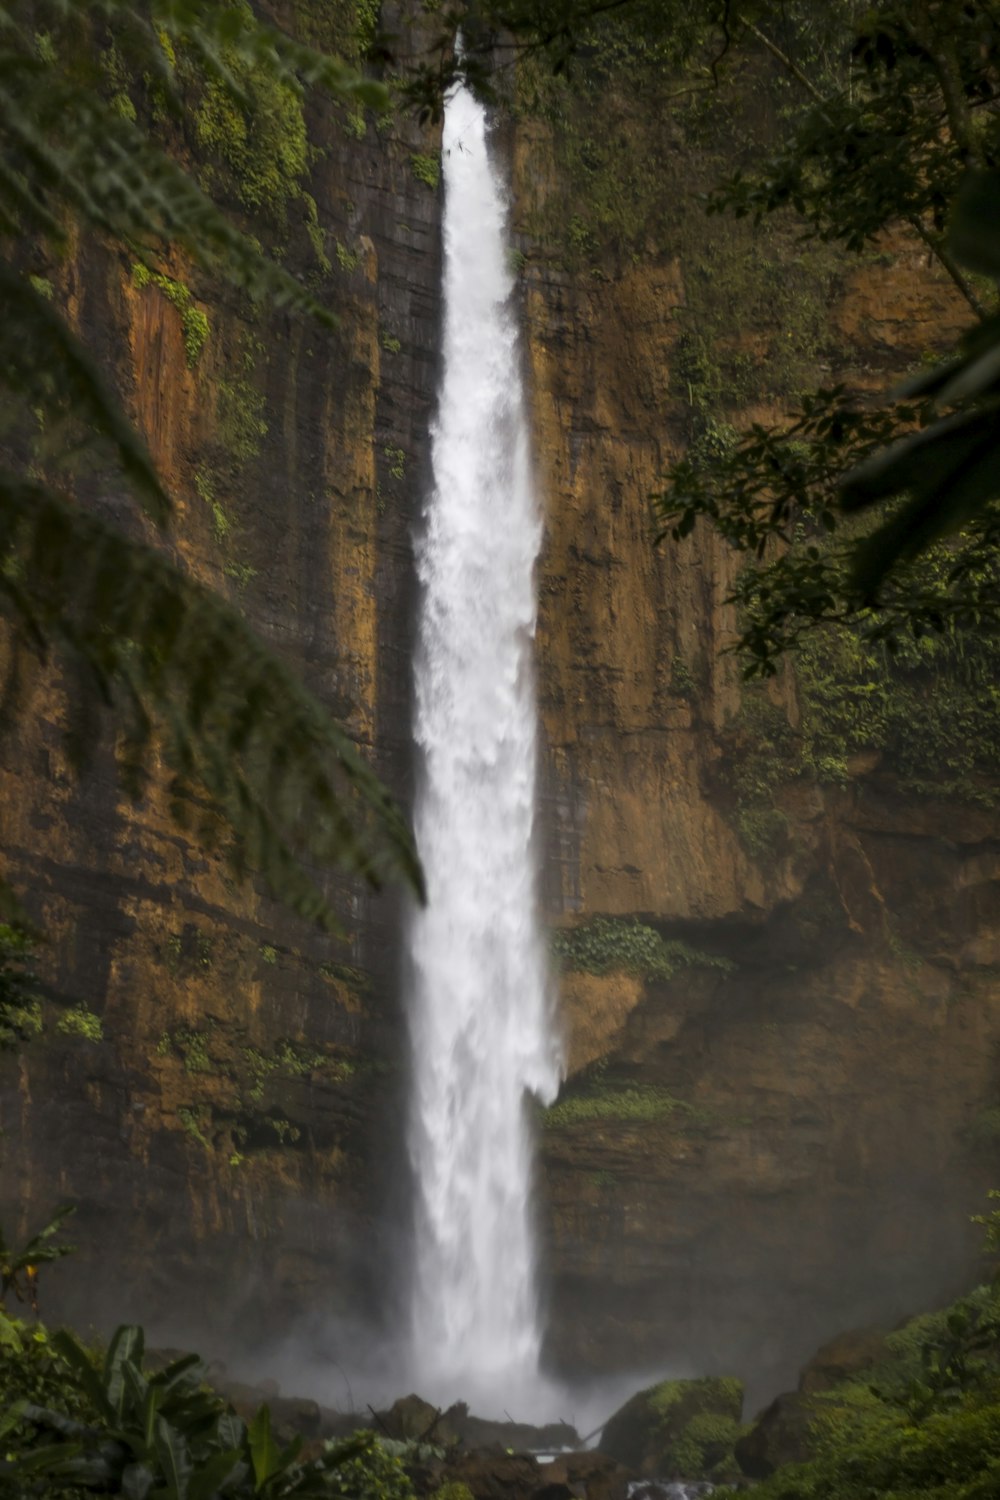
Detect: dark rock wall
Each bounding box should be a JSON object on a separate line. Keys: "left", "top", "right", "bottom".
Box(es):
{"left": 0, "top": 0, "right": 442, "bottom": 1358}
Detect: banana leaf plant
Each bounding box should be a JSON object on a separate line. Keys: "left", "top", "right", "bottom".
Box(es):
{"left": 0, "top": 1323, "right": 381, "bottom": 1498}
{"left": 0, "top": 1205, "right": 75, "bottom": 1314}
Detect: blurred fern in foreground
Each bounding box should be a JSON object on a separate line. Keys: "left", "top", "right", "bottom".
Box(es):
{"left": 0, "top": 2, "right": 421, "bottom": 930}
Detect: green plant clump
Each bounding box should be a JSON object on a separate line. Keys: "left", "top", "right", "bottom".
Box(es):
{"left": 243, "top": 1038, "right": 340, "bottom": 1103}
{"left": 177, "top": 1104, "right": 210, "bottom": 1147}
{"left": 217, "top": 374, "right": 268, "bottom": 465}
{"left": 719, "top": 690, "right": 798, "bottom": 860}
{"left": 131, "top": 262, "right": 209, "bottom": 367}
{"left": 410, "top": 152, "right": 441, "bottom": 190}
{"left": 383, "top": 445, "right": 406, "bottom": 481}
{"left": 544, "top": 1081, "right": 707, "bottom": 1130}
{"left": 795, "top": 620, "right": 1000, "bottom": 805}
{"left": 672, "top": 1411, "right": 747, "bottom": 1478}
{"left": 551, "top": 916, "right": 734, "bottom": 981}
{"left": 54, "top": 1005, "right": 102, "bottom": 1042}
{"left": 0, "top": 923, "right": 43, "bottom": 1050}
{"left": 193, "top": 5, "right": 309, "bottom": 218}
{"left": 195, "top": 465, "right": 233, "bottom": 542}
{"left": 165, "top": 1024, "right": 213, "bottom": 1074}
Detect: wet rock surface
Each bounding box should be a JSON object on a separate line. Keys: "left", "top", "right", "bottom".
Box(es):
{"left": 600, "top": 1377, "right": 743, "bottom": 1479}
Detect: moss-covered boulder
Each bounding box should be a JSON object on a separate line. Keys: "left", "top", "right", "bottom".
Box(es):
{"left": 599, "top": 1376, "right": 745, "bottom": 1478}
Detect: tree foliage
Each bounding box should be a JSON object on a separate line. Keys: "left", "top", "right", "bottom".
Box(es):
{"left": 741, "top": 1280, "right": 1000, "bottom": 1500}
{"left": 0, "top": 2, "right": 421, "bottom": 931}
{"left": 651, "top": 0, "right": 1000, "bottom": 670}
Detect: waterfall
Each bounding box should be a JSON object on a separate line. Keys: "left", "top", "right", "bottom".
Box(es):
{"left": 406, "top": 78, "right": 562, "bottom": 1408}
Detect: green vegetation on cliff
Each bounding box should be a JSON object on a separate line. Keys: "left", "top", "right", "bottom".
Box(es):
{"left": 796, "top": 622, "right": 1000, "bottom": 805}
{"left": 551, "top": 917, "right": 734, "bottom": 980}
{"left": 649, "top": 1, "right": 1000, "bottom": 667}
{"left": 131, "top": 263, "right": 210, "bottom": 366}
{"left": 718, "top": 612, "right": 1000, "bottom": 861}
{"left": 0, "top": 923, "right": 42, "bottom": 1051}
{"left": 545, "top": 1081, "right": 705, "bottom": 1129}
{"left": 601, "top": 1372, "right": 746, "bottom": 1480}
{"left": 544, "top": 1054, "right": 722, "bottom": 1131}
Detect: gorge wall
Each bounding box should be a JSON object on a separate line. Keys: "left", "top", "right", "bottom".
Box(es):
{"left": 0, "top": 4, "right": 998, "bottom": 1406}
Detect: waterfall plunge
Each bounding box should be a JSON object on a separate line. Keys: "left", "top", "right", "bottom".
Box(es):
{"left": 406, "top": 80, "right": 562, "bottom": 1410}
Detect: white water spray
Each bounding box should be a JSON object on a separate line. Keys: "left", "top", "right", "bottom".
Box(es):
{"left": 406, "top": 79, "right": 562, "bottom": 1409}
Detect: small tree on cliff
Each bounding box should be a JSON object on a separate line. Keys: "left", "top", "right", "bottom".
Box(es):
{"left": 0, "top": 1, "right": 422, "bottom": 931}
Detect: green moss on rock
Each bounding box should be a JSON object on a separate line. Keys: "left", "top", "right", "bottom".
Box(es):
{"left": 544, "top": 1082, "right": 707, "bottom": 1130}
{"left": 551, "top": 917, "right": 734, "bottom": 981}
{"left": 601, "top": 1375, "right": 745, "bottom": 1478}
{"left": 193, "top": 6, "right": 308, "bottom": 217}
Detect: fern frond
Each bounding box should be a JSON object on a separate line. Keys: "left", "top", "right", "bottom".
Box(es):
{"left": 0, "top": 3, "right": 419, "bottom": 923}
{"left": 0, "top": 476, "right": 424, "bottom": 930}
{"left": 0, "top": 85, "right": 335, "bottom": 325}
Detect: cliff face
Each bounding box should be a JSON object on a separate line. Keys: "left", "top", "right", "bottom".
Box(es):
{"left": 0, "top": 8, "right": 998, "bottom": 1402}
{"left": 512, "top": 77, "right": 1000, "bottom": 1395}
{"left": 0, "top": 0, "right": 442, "bottom": 1352}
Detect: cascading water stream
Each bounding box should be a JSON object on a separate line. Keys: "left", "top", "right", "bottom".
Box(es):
{"left": 406, "top": 77, "right": 562, "bottom": 1409}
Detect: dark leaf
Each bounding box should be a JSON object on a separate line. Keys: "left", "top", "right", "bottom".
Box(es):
{"left": 949, "top": 168, "right": 1000, "bottom": 276}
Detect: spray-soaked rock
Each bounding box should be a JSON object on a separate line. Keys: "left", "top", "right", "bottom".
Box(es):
{"left": 379, "top": 1393, "right": 461, "bottom": 1445}
{"left": 599, "top": 1377, "right": 744, "bottom": 1479}
{"left": 445, "top": 1403, "right": 579, "bottom": 1453}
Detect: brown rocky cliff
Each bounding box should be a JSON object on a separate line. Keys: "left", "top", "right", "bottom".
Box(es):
{"left": 0, "top": 14, "right": 996, "bottom": 1408}
{"left": 512, "top": 76, "right": 1000, "bottom": 1399}
{"left": 0, "top": 0, "right": 442, "bottom": 1353}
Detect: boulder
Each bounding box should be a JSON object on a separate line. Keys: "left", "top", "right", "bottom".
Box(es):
{"left": 735, "top": 1391, "right": 816, "bottom": 1478}
{"left": 542, "top": 1449, "right": 634, "bottom": 1500}
{"left": 446, "top": 1404, "right": 579, "bottom": 1453}
{"left": 385, "top": 1393, "right": 441, "bottom": 1441}
{"left": 380, "top": 1393, "right": 461, "bottom": 1447}
{"left": 797, "top": 1328, "right": 888, "bottom": 1394}
{"left": 436, "top": 1449, "right": 542, "bottom": 1500}
{"left": 599, "top": 1377, "right": 744, "bottom": 1479}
